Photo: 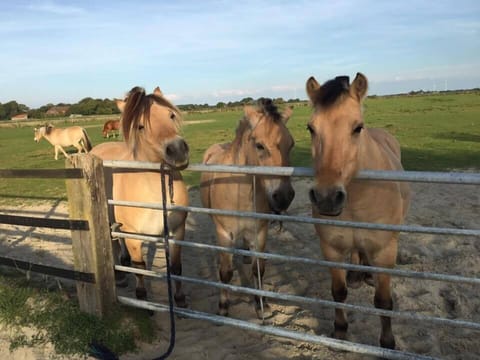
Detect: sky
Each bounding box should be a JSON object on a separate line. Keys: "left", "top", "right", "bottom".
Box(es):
{"left": 0, "top": 0, "right": 479, "bottom": 108}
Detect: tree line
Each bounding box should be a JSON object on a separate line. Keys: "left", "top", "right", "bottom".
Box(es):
{"left": 0, "top": 97, "right": 120, "bottom": 121}
{"left": 178, "top": 97, "right": 302, "bottom": 111}
{"left": 0, "top": 96, "right": 304, "bottom": 120}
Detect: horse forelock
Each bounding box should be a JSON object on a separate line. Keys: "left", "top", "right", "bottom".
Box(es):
{"left": 312, "top": 77, "right": 351, "bottom": 109}
{"left": 257, "top": 98, "right": 282, "bottom": 123}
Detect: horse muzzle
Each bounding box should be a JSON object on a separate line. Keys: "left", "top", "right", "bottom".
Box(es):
{"left": 309, "top": 185, "right": 346, "bottom": 216}
{"left": 268, "top": 181, "right": 295, "bottom": 213}
{"left": 164, "top": 138, "right": 190, "bottom": 170}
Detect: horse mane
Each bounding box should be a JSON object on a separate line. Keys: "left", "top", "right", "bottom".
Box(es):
{"left": 234, "top": 98, "right": 282, "bottom": 144}
{"left": 311, "top": 76, "right": 350, "bottom": 108}
{"left": 121, "top": 86, "right": 182, "bottom": 153}
{"left": 45, "top": 124, "right": 54, "bottom": 135}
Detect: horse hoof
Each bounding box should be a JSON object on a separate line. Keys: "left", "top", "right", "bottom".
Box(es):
{"left": 364, "top": 272, "right": 375, "bottom": 287}
{"left": 380, "top": 335, "right": 396, "bottom": 349}
{"left": 218, "top": 301, "right": 229, "bottom": 317}
{"left": 333, "top": 322, "right": 348, "bottom": 340}
{"left": 174, "top": 294, "right": 187, "bottom": 308}
{"left": 136, "top": 288, "right": 147, "bottom": 300}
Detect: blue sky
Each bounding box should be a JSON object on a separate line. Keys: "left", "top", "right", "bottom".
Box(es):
{"left": 1, "top": 0, "right": 479, "bottom": 108}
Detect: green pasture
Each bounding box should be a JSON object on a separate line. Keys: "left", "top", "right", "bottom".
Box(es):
{"left": 0, "top": 92, "right": 479, "bottom": 204}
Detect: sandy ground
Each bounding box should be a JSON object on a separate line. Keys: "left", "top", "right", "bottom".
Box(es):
{"left": 0, "top": 178, "right": 479, "bottom": 360}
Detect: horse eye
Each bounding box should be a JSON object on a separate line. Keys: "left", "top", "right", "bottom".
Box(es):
{"left": 170, "top": 112, "right": 176, "bottom": 121}
{"left": 353, "top": 124, "right": 364, "bottom": 134}
{"left": 307, "top": 124, "right": 314, "bottom": 135}
{"left": 255, "top": 143, "right": 265, "bottom": 151}
{"left": 138, "top": 125, "right": 145, "bottom": 130}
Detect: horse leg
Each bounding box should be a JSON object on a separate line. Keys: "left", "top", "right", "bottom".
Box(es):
{"left": 250, "top": 225, "right": 272, "bottom": 319}
{"left": 74, "top": 143, "right": 83, "bottom": 154}
{"left": 54, "top": 145, "right": 59, "bottom": 160}
{"left": 125, "top": 238, "right": 147, "bottom": 300}
{"left": 216, "top": 228, "right": 234, "bottom": 316}
{"left": 347, "top": 251, "right": 374, "bottom": 288}
{"left": 374, "top": 272, "right": 395, "bottom": 349}
{"left": 170, "top": 224, "right": 187, "bottom": 308}
{"left": 346, "top": 251, "right": 364, "bottom": 289}
{"left": 371, "top": 242, "right": 397, "bottom": 349}
{"left": 323, "top": 243, "right": 349, "bottom": 340}
{"left": 57, "top": 145, "right": 69, "bottom": 159}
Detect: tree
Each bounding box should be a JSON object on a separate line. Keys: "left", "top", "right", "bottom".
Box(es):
{"left": 0, "top": 101, "right": 29, "bottom": 120}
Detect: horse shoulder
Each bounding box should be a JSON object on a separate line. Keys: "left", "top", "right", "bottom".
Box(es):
{"left": 91, "top": 142, "right": 129, "bottom": 160}
{"left": 366, "top": 128, "right": 402, "bottom": 168}
{"left": 202, "top": 142, "right": 230, "bottom": 164}
{"left": 365, "top": 128, "right": 411, "bottom": 218}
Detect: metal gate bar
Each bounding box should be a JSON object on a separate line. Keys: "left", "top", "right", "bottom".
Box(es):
{"left": 117, "top": 295, "right": 437, "bottom": 360}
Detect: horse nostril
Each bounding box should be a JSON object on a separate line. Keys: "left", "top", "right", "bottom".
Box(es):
{"left": 166, "top": 144, "right": 175, "bottom": 157}
{"left": 334, "top": 190, "right": 346, "bottom": 206}
{"left": 182, "top": 140, "right": 189, "bottom": 153}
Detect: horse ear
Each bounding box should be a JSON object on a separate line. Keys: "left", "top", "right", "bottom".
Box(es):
{"left": 244, "top": 105, "right": 260, "bottom": 128}
{"left": 115, "top": 99, "right": 126, "bottom": 113}
{"left": 281, "top": 106, "right": 293, "bottom": 124}
{"left": 306, "top": 76, "right": 321, "bottom": 104}
{"left": 350, "top": 72, "right": 368, "bottom": 101}
{"left": 153, "top": 87, "right": 163, "bottom": 96}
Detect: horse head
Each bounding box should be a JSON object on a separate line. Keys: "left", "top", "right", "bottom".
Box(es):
{"left": 33, "top": 125, "right": 47, "bottom": 142}
{"left": 306, "top": 73, "right": 368, "bottom": 216}
{"left": 243, "top": 98, "right": 295, "bottom": 213}
{"left": 118, "top": 86, "right": 189, "bottom": 169}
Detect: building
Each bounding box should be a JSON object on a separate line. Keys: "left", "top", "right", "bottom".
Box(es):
{"left": 10, "top": 113, "right": 28, "bottom": 121}
{"left": 45, "top": 105, "right": 70, "bottom": 116}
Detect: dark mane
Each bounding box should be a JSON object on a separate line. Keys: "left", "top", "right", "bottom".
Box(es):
{"left": 257, "top": 97, "right": 282, "bottom": 123}
{"left": 312, "top": 76, "right": 350, "bottom": 108}
{"left": 122, "top": 86, "right": 182, "bottom": 151}
{"left": 233, "top": 98, "right": 282, "bottom": 144}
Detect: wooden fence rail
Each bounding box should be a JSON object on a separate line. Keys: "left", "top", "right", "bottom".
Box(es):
{"left": 0, "top": 154, "right": 117, "bottom": 318}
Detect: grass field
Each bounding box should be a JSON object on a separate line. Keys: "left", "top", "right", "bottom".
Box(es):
{"left": 0, "top": 91, "right": 479, "bottom": 204}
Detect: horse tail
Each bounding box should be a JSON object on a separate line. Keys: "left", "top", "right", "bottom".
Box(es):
{"left": 102, "top": 122, "right": 108, "bottom": 137}
{"left": 82, "top": 128, "right": 93, "bottom": 152}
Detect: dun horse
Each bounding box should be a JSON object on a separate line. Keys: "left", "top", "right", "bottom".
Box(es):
{"left": 91, "top": 86, "right": 189, "bottom": 305}
{"left": 305, "top": 73, "right": 410, "bottom": 349}
{"left": 200, "top": 99, "right": 295, "bottom": 319}
{"left": 34, "top": 125, "right": 92, "bottom": 160}
{"left": 102, "top": 119, "right": 121, "bottom": 138}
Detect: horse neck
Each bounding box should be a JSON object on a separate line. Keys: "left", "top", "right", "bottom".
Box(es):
{"left": 41, "top": 130, "right": 54, "bottom": 144}
{"left": 131, "top": 141, "right": 163, "bottom": 163}
{"left": 357, "top": 129, "right": 396, "bottom": 171}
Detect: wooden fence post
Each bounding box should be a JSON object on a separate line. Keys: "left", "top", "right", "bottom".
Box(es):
{"left": 65, "top": 154, "right": 116, "bottom": 317}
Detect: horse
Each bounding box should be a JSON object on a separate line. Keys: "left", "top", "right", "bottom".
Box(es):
{"left": 200, "top": 98, "right": 295, "bottom": 319}
{"left": 305, "top": 73, "right": 410, "bottom": 349}
{"left": 102, "top": 119, "right": 121, "bottom": 138}
{"left": 90, "top": 86, "right": 189, "bottom": 306}
{"left": 34, "top": 124, "right": 92, "bottom": 160}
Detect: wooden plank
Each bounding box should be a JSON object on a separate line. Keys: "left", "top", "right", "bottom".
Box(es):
{"left": 66, "top": 154, "right": 116, "bottom": 317}
{"left": 0, "top": 214, "right": 88, "bottom": 230}
{"left": 0, "top": 168, "right": 83, "bottom": 179}
{"left": 0, "top": 256, "right": 95, "bottom": 283}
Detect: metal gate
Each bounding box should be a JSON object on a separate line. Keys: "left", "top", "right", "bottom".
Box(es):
{"left": 104, "top": 160, "right": 480, "bottom": 360}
